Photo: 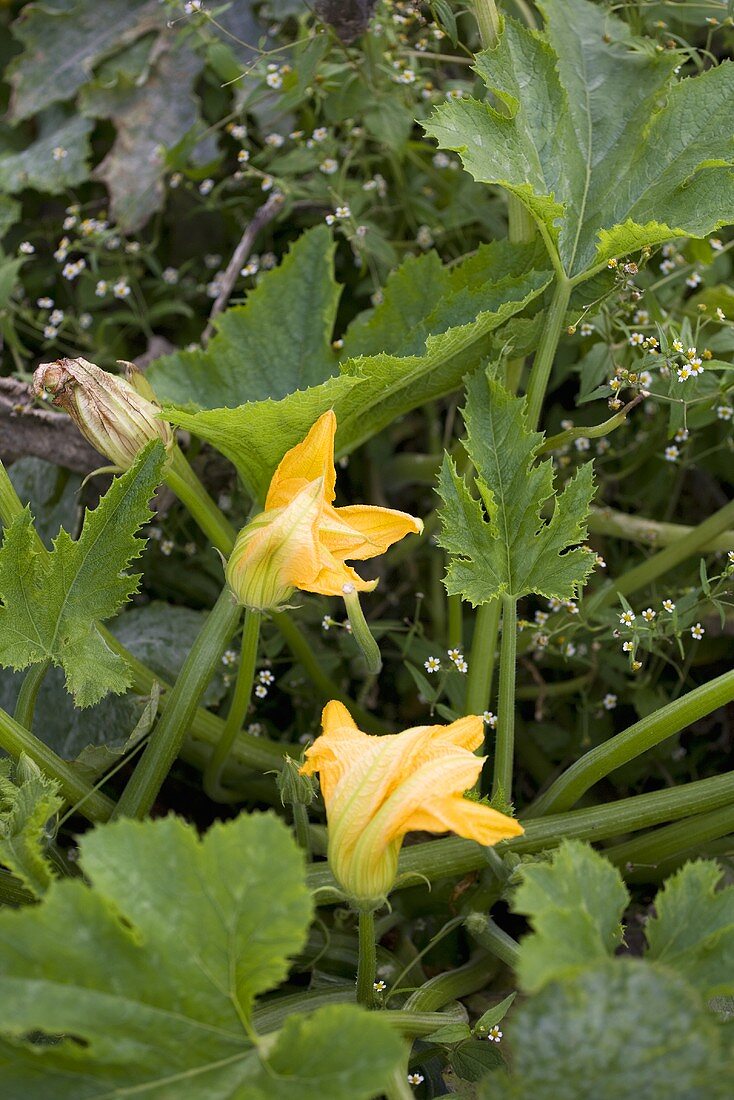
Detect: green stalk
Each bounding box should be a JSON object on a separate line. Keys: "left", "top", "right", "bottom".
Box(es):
{"left": 306, "top": 769, "right": 734, "bottom": 898}
{"left": 529, "top": 669, "right": 734, "bottom": 817}
{"left": 165, "top": 444, "right": 237, "bottom": 556}
{"left": 252, "top": 986, "right": 460, "bottom": 1036}
{"left": 525, "top": 276, "right": 572, "bottom": 430}
{"left": 14, "top": 660, "right": 50, "bottom": 730}
{"left": 493, "top": 595, "right": 517, "bottom": 801}
{"left": 0, "top": 870, "right": 33, "bottom": 908}
{"left": 464, "top": 912, "right": 520, "bottom": 969}
{"left": 590, "top": 495, "right": 734, "bottom": 609}
{"left": 403, "top": 952, "right": 498, "bottom": 1012}
{"left": 474, "top": 0, "right": 501, "bottom": 46}
{"left": 588, "top": 505, "right": 734, "bottom": 553}
{"left": 204, "top": 608, "right": 259, "bottom": 801}
{"left": 114, "top": 588, "right": 241, "bottom": 819}
{"left": 465, "top": 599, "right": 500, "bottom": 718}
{"left": 343, "top": 588, "right": 382, "bottom": 675}
{"left": 447, "top": 593, "right": 464, "bottom": 650}
{"left": 605, "top": 802, "right": 734, "bottom": 870}
{"left": 356, "top": 908, "right": 377, "bottom": 1008}
{"left": 0, "top": 706, "right": 115, "bottom": 823}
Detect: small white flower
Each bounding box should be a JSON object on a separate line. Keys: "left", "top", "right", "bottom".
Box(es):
{"left": 261, "top": 175, "right": 274, "bottom": 191}
{"left": 113, "top": 278, "right": 131, "bottom": 299}
{"left": 619, "top": 610, "right": 636, "bottom": 626}
{"left": 95, "top": 280, "right": 108, "bottom": 297}
{"left": 264, "top": 132, "right": 285, "bottom": 148}
{"left": 185, "top": 0, "right": 203, "bottom": 13}
{"left": 407, "top": 1074, "right": 424, "bottom": 1086}
{"left": 686, "top": 347, "right": 698, "bottom": 360}
{"left": 255, "top": 683, "right": 268, "bottom": 698}
{"left": 260, "top": 252, "right": 276, "bottom": 269}
{"left": 717, "top": 405, "right": 733, "bottom": 420}
{"left": 629, "top": 332, "right": 645, "bottom": 346}
{"left": 79, "top": 312, "right": 92, "bottom": 329}
{"left": 237, "top": 149, "right": 250, "bottom": 165}
{"left": 43, "top": 324, "right": 58, "bottom": 339}
{"left": 49, "top": 309, "right": 64, "bottom": 325}
{"left": 36, "top": 297, "right": 54, "bottom": 309}
{"left": 62, "top": 259, "right": 86, "bottom": 280}
{"left": 671, "top": 339, "right": 684, "bottom": 352}
{"left": 633, "top": 309, "right": 649, "bottom": 324}
{"left": 622, "top": 641, "right": 634, "bottom": 653}
{"left": 221, "top": 649, "right": 238, "bottom": 667}
{"left": 160, "top": 538, "right": 175, "bottom": 556}
{"left": 169, "top": 172, "right": 183, "bottom": 188}
{"left": 162, "top": 267, "right": 179, "bottom": 285}
{"left": 675, "top": 428, "right": 689, "bottom": 443}
{"left": 641, "top": 608, "right": 656, "bottom": 622}
{"left": 311, "top": 127, "right": 328, "bottom": 142}
{"left": 603, "top": 693, "right": 617, "bottom": 710}
{"left": 265, "top": 71, "right": 283, "bottom": 89}
{"left": 716, "top": 307, "right": 726, "bottom": 321}
{"left": 52, "top": 146, "right": 68, "bottom": 161}
{"left": 564, "top": 642, "right": 576, "bottom": 657}
{"left": 483, "top": 711, "right": 498, "bottom": 728}
{"left": 229, "top": 124, "right": 247, "bottom": 140}
{"left": 373, "top": 980, "right": 387, "bottom": 992}
{"left": 321, "top": 615, "right": 333, "bottom": 632}
{"left": 455, "top": 659, "right": 468, "bottom": 673}
{"left": 319, "top": 158, "right": 338, "bottom": 175}
{"left": 677, "top": 365, "right": 692, "bottom": 382}
{"left": 335, "top": 205, "right": 351, "bottom": 219}
{"left": 659, "top": 259, "right": 675, "bottom": 274}
{"left": 432, "top": 151, "right": 451, "bottom": 169}
{"left": 574, "top": 437, "right": 590, "bottom": 452}
{"left": 691, "top": 623, "right": 705, "bottom": 640}
{"left": 685, "top": 272, "right": 702, "bottom": 289}
{"left": 710, "top": 238, "right": 724, "bottom": 251}
{"left": 259, "top": 669, "right": 275, "bottom": 685}
{"left": 662, "top": 599, "right": 676, "bottom": 612}
{"left": 248, "top": 722, "right": 263, "bottom": 736}
{"left": 240, "top": 259, "right": 259, "bottom": 277}
{"left": 424, "top": 656, "right": 441, "bottom": 673}
{"left": 53, "top": 237, "right": 70, "bottom": 262}
{"left": 580, "top": 322, "right": 594, "bottom": 336}
{"left": 199, "top": 178, "right": 214, "bottom": 196}
{"left": 487, "top": 1026, "right": 503, "bottom": 1043}
{"left": 19, "top": 241, "right": 35, "bottom": 254}
{"left": 664, "top": 445, "right": 680, "bottom": 462}
{"left": 547, "top": 597, "right": 562, "bottom": 612}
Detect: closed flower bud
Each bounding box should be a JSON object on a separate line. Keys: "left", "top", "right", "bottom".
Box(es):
{"left": 33, "top": 357, "right": 173, "bottom": 471}
{"left": 277, "top": 755, "right": 317, "bottom": 808}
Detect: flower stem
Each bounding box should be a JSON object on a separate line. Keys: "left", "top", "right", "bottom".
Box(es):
{"left": 0, "top": 706, "right": 115, "bottom": 823}
{"left": 529, "top": 669, "right": 734, "bottom": 817}
{"left": 464, "top": 912, "right": 520, "bottom": 969}
{"left": 473, "top": 0, "right": 501, "bottom": 46}
{"left": 343, "top": 589, "right": 382, "bottom": 675}
{"left": 465, "top": 599, "right": 500, "bottom": 718}
{"left": 493, "top": 595, "right": 517, "bottom": 802}
{"left": 356, "top": 908, "right": 377, "bottom": 1008}
{"left": 447, "top": 593, "right": 463, "bottom": 650}
{"left": 165, "top": 444, "right": 237, "bottom": 556}
{"left": 14, "top": 660, "right": 51, "bottom": 730}
{"left": 204, "top": 608, "right": 260, "bottom": 802}
{"left": 114, "top": 588, "right": 241, "bottom": 820}
{"left": 403, "top": 952, "right": 499, "bottom": 1013}
{"left": 525, "top": 276, "right": 572, "bottom": 430}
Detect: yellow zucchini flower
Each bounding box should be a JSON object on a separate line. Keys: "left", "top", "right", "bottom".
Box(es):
{"left": 226, "top": 410, "right": 422, "bottom": 612}
{"left": 301, "top": 701, "right": 524, "bottom": 910}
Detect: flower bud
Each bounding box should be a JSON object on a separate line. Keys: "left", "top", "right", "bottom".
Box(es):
{"left": 33, "top": 357, "right": 173, "bottom": 470}
{"left": 277, "top": 755, "right": 316, "bottom": 808}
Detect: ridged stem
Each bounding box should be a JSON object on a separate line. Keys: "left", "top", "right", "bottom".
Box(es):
{"left": 493, "top": 595, "right": 517, "bottom": 800}
{"left": 203, "top": 608, "right": 259, "bottom": 801}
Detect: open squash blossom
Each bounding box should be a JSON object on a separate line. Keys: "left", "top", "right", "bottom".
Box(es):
{"left": 301, "top": 701, "right": 524, "bottom": 910}
{"left": 225, "top": 410, "right": 422, "bottom": 612}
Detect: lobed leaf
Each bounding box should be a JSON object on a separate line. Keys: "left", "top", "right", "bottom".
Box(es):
{"left": 424, "top": 0, "right": 734, "bottom": 279}
{"left": 0, "top": 442, "right": 165, "bottom": 707}
{"left": 437, "top": 371, "right": 596, "bottom": 605}
{"left": 512, "top": 841, "right": 629, "bottom": 994}
{"left": 0, "top": 755, "right": 62, "bottom": 898}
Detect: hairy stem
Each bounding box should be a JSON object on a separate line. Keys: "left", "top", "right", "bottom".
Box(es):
{"left": 356, "top": 908, "right": 377, "bottom": 1008}
{"left": 605, "top": 802, "right": 734, "bottom": 870}
{"left": 465, "top": 599, "right": 500, "bottom": 718}
{"left": 464, "top": 912, "right": 521, "bottom": 969}
{"left": 14, "top": 660, "right": 51, "bottom": 731}
{"left": 165, "top": 444, "right": 237, "bottom": 557}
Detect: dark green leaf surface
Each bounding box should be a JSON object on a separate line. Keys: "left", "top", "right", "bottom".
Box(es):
{"left": 424, "top": 0, "right": 734, "bottom": 278}
{"left": 0, "top": 443, "right": 165, "bottom": 706}
{"left": 438, "top": 372, "right": 596, "bottom": 605}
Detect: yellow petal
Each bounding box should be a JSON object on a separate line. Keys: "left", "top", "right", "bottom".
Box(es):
{"left": 266, "top": 410, "right": 337, "bottom": 510}
{"left": 319, "top": 504, "right": 423, "bottom": 560}
{"left": 406, "top": 797, "right": 524, "bottom": 846}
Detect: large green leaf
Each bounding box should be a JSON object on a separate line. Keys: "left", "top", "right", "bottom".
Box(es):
{"left": 512, "top": 841, "right": 629, "bottom": 994}
{"left": 149, "top": 226, "right": 341, "bottom": 407}
{"left": 163, "top": 240, "right": 551, "bottom": 500}
{"left": 0, "top": 113, "right": 93, "bottom": 195}
{"left": 437, "top": 371, "right": 596, "bottom": 605}
{"left": 0, "top": 755, "right": 62, "bottom": 899}
{"left": 0, "top": 813, "right": 403, "bottom": 1099}
{"left": 499, "top": 960, "right": 729, "bottom": 1100}
{"left": 645, "top": 860, "right": 734, "bottom": 998}
{"left": 0, "top": 443, "right": 165, "bottom": 707}
{"left": 7, "top": 0, "right": 164, "bottom": 122}
{"left": 424, "top": 0, "right": 734, "bottom": 279}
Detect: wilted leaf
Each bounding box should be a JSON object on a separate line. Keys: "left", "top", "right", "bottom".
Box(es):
{"left": 0, "top": 755, "right": 62, "bottom": 898}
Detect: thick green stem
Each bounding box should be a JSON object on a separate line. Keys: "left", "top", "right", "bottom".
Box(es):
{"left": 529, "top": 669, "right": 734, "bottom": 817}
{"left": 14, "top": 660, "right": 50, "bottom": 730}
{"left": 0, "top": 707, "right": 115, "bottom": 823}
{"left": 588, "top": 505, "right": 734, "bottom": 552}
{"left": 605, "top": 802, "right": 734, "bottom": 870}
{"left": 306, "top": 769, "right": 734, "bottom": 899}
{"left": 474, "top": 0, "right": 501, "bottom": 46}
{"left": 525, "top": 277, "right": 572, "bottom": 430}
{"left": 0, "top": 870, "right": 33, "bottom": 908}
{"left": 465, "top": 599, "right": 500, "bottom": 718}
{"left": 114, "top": 588, "right": 241, "bottom": 819}
{"left": 493, "top": 595, "right": 517, "bottom": 801}
{"left": 464, "top": 912, "right": 520, "bottom": 969}
{"left": 165, "top": 444, "right": 237, "bottom": 556}
{"left": 403, "top": 952, "right": 498, "bottom": 1012}
{"left": 447, "top": 593, "right": 463, "bottom": 651}
{"left": 204, "top": 608, "right": 259, "bottom": 801}
{"left": 344, "top": 589, "right": 382, "bottom": 675}
{"left": 590, "top": 495, "right": 734, "bottom": 609}
{"left": 292, "top": 803, "right": 313, "bottom": 859}
{"left": 356, "top": 908, "right": 377, "bottom": 1008}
